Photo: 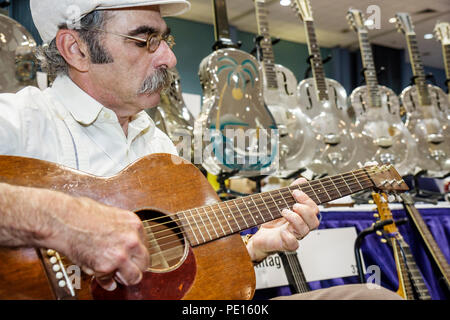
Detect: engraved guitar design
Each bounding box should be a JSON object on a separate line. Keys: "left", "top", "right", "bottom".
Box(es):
{"left": 373, "top": 192, "right": 431, "bottom": 300}
{"left": 194, "top": 0, "right": 278, "bottom": 177}
{"left": 253, "top": 0, "right": 317, "bottom": 177}
{"left": 291, "top": 0, "right": 376, "bottom": 176}
{"left": 395, "top": 13, "right": 450, "bottom": 177}
{"left": 0, "top": 155, "right": 408, "bottom": 299}
{"left": 346, "top": 9, "right": 419, "bottom": 177}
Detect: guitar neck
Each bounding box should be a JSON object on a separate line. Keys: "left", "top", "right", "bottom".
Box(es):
{"left": 279, "top": 251, "right": 310, "bottom": 293}
{"left": 357, "top": 30, "right": 381, "bottom": 108}
{"left": 212, "top": 0, "right": 235, "bottom": 47}
{"left": 178, "top": 167, "right": 374, "bottom": 246}
{"left": 254, "top": 0, "right": 278, "bottom": 89}
{"left": 401, "top": 194, "right": 450, "bottom": 289}
{"left": 397, "top": 238, "right": 432, "bottom": 300}
{"left": 405, "top": 33, "right": 431, "bottom": 106}
{"left": 391, "top": 238, "right": 415, "bottom": 299}
{"left": 304, "top": 19, "right": 329, "bottom": 101}
{"left": 443, "top": 44, "right": 450, "bottom": 81}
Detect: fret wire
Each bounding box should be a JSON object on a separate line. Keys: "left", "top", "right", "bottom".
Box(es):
{"left": 181, "top": 210, "right": 199, "bottom": 245}
{"left": 205, "top": 204, "right": 227, "bottom": 236}
{"left": 278, "top": 189, "right": 291, "bottom": 214}
{"left": 250, "top": 195, "right": 270, "bottom": 223}
{"left": 197, "top": 207, "right": 213, "bottom": 241}
{"left": 216, "top": 202, "right": 234, "bottom": 234}
{"left": 223, "top": 201, "right": 239, "bottom": 232}
{"left": 237, "top": 197, "right": 255, "bottom": 227}
{"left": 192, "top": 208, "right": 206, "bottom": 243}
{"left": 203, "top": 206, "right": 220, "bottom": 238}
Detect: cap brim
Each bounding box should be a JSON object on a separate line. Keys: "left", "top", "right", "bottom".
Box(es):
{"left": 98, "top": 1, "right": 191, "bottom": 17}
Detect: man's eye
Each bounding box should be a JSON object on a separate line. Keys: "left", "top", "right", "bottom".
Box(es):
{"left": 135, "top": 42, "right": 147, "bottom": 48}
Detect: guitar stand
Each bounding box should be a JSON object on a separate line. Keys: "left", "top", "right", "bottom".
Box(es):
{"left": 408, "top": 171, "right": 445, "bottom": 204}
{"left": 303, "top": 54, "right": 332, "bottom": 79}
{"left": 354, "top": 218, "right": 408, "bottom": 283}
{"left": 215, "top": 169, "right": 249, "bottom": 201}
{"left": 352, "top": 190, "right": 373, "bottom": 204}
{"left": 248, "top": 175, "right": 268, "bottom": 194}
{"left": 359, "top": 66, "right": 386, "bottom": 86}
{"left": 250, "top": 35, "right": 281, "bottom": 59}
{"left": 409, "top": 73, "right": 437, "bottom": 86}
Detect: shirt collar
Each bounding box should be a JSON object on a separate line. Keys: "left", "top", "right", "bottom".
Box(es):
{"left": 51, "top": 75, "right": 104, "bottom": 126}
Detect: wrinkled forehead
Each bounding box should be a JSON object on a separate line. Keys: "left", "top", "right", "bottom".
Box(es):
{"left": 104, "top": 5, "right": 168, "bottom": 33}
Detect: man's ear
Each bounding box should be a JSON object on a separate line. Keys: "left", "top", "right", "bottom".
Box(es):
{"left": 55, "top": 29, "right": 90, "bottom": 73}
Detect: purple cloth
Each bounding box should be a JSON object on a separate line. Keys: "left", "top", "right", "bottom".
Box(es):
{"left": 248, "top": 206, "right": 450, "bottom": 300}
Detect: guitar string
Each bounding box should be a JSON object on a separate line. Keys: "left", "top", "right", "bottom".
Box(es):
{"left": 140, "top": 169, "right": 381, "bottom": 236}
{"left": 138, "top": 175, "right": 383, "bottom": 254}
{"left": 141, "top": 174, "right": 375, "bottom": 243}
{"left": 139, "top": 172, "right": 385, "bottom": 247}
{"left": 140, "top": 167, "right": 383, "bottom": 228}
{"left": 284, "top": 252, "right": 309, "bottom": 293}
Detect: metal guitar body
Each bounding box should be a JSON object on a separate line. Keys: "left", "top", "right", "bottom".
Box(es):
{"left": 401, "top": 84, "right": 450, "bottom": 177}
{"left": 351, "top": 85, "right": 419, "bottom": 177}
{"left": 195, "top": 48, "right": 279, "bottom": 177}
{"left": 264, "top": 64, "right": 317, "bottom": 177}
{"left": 297, "top": 78, "right": 372, "bottom": 176}
{"left": 146, "top": 69, "right": 195, "bottom": 162}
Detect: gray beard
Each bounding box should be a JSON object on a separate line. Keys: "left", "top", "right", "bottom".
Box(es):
{"left": 138, "top": 68, "right": 172, "bottom": 95}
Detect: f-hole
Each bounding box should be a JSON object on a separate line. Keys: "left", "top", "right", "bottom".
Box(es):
{"left": 135, "top": 209, "right": 188, "bottom": 273}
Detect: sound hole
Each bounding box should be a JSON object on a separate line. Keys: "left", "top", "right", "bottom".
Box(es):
{"left": 136, "top": 209, "right": 187, "bottom": 273}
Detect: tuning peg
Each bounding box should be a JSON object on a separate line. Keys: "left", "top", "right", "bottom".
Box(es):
{"left": 376, "top": 230, "right": 383, "bottom": 236}
{"left": 373, "top": 213, "right": 380, "bottom": 218}
{"left": 380, "top": 238, "right": 388, "bottom": 243}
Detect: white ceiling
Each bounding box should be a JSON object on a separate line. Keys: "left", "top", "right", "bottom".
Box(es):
{"left": 177, "top": 0, "right": 450, "bottom": 69}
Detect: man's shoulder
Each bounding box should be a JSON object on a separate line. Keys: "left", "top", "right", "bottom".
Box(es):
{"left": 0, "top": 85, "right": 49, "bottom": 112}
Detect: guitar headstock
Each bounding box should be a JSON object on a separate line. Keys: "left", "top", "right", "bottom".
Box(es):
{"left": 434, "top": 22, "right": 450, "bottom": 45}
{"left": 346, "top": 8, "right": 367, "bottom": 33}
{"left": 365, "top": 164, "right": 409, "bottom": 192}
{"left": 372, "top": 192, "right": 398, "bottom": 235}
{"left": 291, "top": 0, "right": 314, "bottom": 22}
{"left": 395, "top": 12, "right": 415, "bottom": 35}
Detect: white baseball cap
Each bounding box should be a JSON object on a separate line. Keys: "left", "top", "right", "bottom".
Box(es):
{"left": 30, "top": 0, "right": 191, "bottom": 43}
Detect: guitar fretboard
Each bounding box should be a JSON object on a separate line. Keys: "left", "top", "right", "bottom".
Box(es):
{"left": 177, "top": 168, "right": 373, "bottom": 246}
{"left": 443, "top": 44, "right": 450, "bottom": 81}
{"left": 405, "top": 34, "right": 431, "bottom": 106}
{"left": 304, "top": 20, "right": 329, "bottom": 101}
{"left": 357, "top": 31, "right": 381, "bottom": 108}
{"left": 255, "top": 1, "right": 278, "bottom": 90}
{"left": 392, "top": 238, "right": 415, "bottom": 299}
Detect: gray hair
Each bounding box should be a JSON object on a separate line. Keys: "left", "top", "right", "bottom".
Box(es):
{"left": 36, "top": 10, "right": 114, "bottom": 76}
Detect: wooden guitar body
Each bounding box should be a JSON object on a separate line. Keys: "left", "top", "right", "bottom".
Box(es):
{"left": 0, "top": 154, "right": 255, "bottom": 300}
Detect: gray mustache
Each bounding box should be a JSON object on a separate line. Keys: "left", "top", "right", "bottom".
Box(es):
{"left": 138, "top": 68, "right": 173, "bottom": 95}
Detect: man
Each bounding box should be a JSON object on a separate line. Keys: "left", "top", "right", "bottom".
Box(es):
{"left": 0, "top": 0, "right": 400, "bottom": 299}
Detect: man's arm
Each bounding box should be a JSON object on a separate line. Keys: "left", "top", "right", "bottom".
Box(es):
{"left": 0, "top": 182, "right": 149, "bottom": 291}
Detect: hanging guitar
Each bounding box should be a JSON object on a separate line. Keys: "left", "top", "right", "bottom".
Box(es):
{"left": 400, "top": 192, "right": 450, "bottom": 296}
{"left": 395, "top": 13, "right": 450, "bottom": 178}
{"left": 252, "top": 0, "right": 317, "bottom": 178}
{"left": 194, "top": 0, "right": 278, "bottom": 177}
{"left": 290, "top": 0, "right": 376, "bottom": 177}
{"left": 0, "top": 155, "right": 408, "bottom": 299}
{"left": 372, "top": 192, "right": 431, "bottom": 300}
{"left": 433, "top": 21, "right": 450, "bottom": 114}
{"left": 346, "top": 9, "right": 419, "bottom": 177}
{"left": 146, "top": 68, "right": 195, "bottom": 162}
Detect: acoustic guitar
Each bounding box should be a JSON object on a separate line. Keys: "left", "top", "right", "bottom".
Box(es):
{"left": 346, "top": 9, "right": 419, "bottom": 177}
{"left": 253, "top": 0, "right": 317, "bottom": 177}
{"left": 395, "top": 13, "right": 450, "bottom": 177}
{"left": 372, "top": 192, "right": 431, "bottom": 300}
{"left": 194, "top": 0, "right": 278, "bottom": 177}
{"left": 0, "top": 154, "right": 407, "bottom": 299}
{"left": 290, "top": 0, "right": 375, "bottom": 177}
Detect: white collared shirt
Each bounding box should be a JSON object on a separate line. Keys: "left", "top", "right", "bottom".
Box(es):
{"left": 0, "top": 75, "right": 178, "bottom": 176}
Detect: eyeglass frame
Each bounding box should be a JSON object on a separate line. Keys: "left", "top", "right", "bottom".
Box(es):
{"left": 90, "top": 27, "right": 175, "bottom": 53}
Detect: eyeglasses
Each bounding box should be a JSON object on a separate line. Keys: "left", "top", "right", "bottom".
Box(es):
{"left": 91, "top": 28, "right": 175, "bottom": 53}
